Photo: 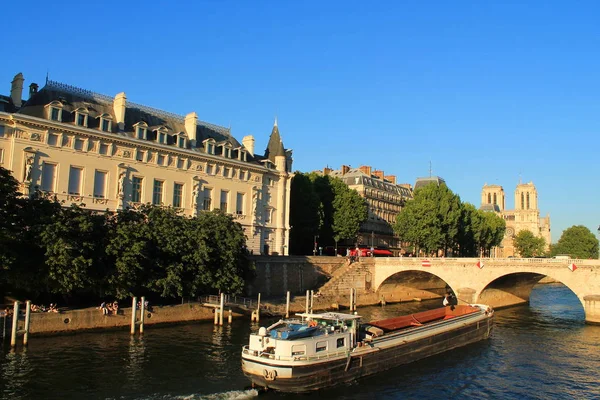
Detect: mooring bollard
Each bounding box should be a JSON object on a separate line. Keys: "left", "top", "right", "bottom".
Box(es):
{"left": 214, "top": 309, "right": 220, "bottom": 325}
{"left": 219, "top": 293, "right": 225, "bottom": 326}
{"left": 139, "top": 296, "right": 145, "bottom": 334}
{"left": 10, "top": 301, "right": 19, "bottom": 347}
{"left": 285, "top": 291, "right": 290, "bottom": 318}
{"left": 131, "top": 297, "right": 137, "bottom": 335}
{"left": 23, "top": 300, "right": 31, "bottom": 346}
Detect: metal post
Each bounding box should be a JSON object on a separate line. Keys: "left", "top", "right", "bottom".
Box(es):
{"left": 23, "top": 300, "right": 31, "bottom": 346}
{"left": 219, "top": 293, "right": 225, "bottom": 326}
{"left": 139, "top": 296, "right": 145, "bottom": 334}
{"left": 305, "top": 290, "right": 310, "bottom": 315}
{"left": 256, "top": 293, "right": 261, "bottom": 323}
{"left": 10, "top": 301, "right": 19, "bottom": 347}
{"left": 130, "top": 297, "right": 137, "bottom": 335}
{"left": 349, "top": 288, "right": 354, "bottom": 312}
{"left": 310, "top": 290, "right": 314, "bottom": 314}
{"left": 285, "top": 291, "right": 290, "bottom": 318}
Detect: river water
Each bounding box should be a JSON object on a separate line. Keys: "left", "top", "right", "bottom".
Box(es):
{"left": 1, "top": 283, "right": 599, "bottom": 400}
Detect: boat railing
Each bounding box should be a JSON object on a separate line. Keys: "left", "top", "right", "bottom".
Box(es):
{"left": 242, "top": 345, "right": 349, "bottom": 362}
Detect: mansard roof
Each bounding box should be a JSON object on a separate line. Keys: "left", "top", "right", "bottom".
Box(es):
{"left": 16, "top": 80, "right": 242, "bottom": 149}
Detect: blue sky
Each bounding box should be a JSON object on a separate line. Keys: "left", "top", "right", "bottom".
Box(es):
{"left": 3, "top": 1, "right": 599, "bottom": 242}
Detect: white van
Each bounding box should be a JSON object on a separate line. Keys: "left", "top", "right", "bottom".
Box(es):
{"left": 552, "top": 255, "right": 570, "bottom": 260}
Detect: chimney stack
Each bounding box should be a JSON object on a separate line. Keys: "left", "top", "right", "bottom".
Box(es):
{"left": 242, "top": 135, "right": 255, "bottom": 156}
{"left": 341, "top": 165, "right": 350, "bottom": 174}
{"left": 10, "top": 73, "right": 25, "bottom": 108}
{"left": 113, "top": 92, "right": 127, "bottom": 131}
{"left": 185, "top": 112, "right": 198, "bottom": 144}
{"left": 373, "top": 170, "right": 384, "bottom": 180}
{"left": 385, "top": 175, "right": 396, "bottom": 184}
{"left": 359, "top": 165, "right": 372, "bottom": 176}
{"left": 29, "top": 83, "right": 39, "bottom": 99}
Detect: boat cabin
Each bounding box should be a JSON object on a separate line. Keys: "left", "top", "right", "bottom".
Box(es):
{"left": 246, "top": 312, "right": 361, "bottom": 361}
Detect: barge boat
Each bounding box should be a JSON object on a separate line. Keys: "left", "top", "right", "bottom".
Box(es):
{"left": 241, "top": 303, "right": 494, "bottom": 392}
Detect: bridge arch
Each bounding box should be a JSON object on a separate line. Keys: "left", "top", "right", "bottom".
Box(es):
{"left": 371, "top": 257, "right": 600, "bottom": 324}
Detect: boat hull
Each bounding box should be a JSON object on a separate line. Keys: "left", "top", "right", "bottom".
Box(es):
{"left": 242, "top": 312, "right": 493, "bottom": 392}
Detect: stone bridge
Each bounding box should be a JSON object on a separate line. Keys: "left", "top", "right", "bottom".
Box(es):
{"left": 369, "top": 257, "right": 600, "bottom": 324}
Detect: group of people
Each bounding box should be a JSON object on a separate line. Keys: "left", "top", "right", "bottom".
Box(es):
{"left": 30, "top": 303, "right": 58, "bottom": 313}
{"left": 99, "top": 301, "right": 119, "bottom": 315}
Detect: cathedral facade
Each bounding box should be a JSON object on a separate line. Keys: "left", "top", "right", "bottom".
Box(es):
{"left": 0, "top": 73, "right": 293, "bottom": 255}
{"left": 481, "top": 182, "right": 551, "bottom": 257}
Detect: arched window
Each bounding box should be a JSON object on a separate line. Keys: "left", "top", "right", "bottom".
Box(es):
{"left": 493, "top": 193, "right": 497, "bottom": 205}
{"left": 526, "top": 193, "right": 530, "bottom": 209}
{"left": 487, "top": 193, "right": 491, "bottom": 203}
{"left": 521, "top": 193, "right": 525, "bottom": 209}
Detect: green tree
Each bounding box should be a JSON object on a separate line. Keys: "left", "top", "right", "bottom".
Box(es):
{"left": 289, "top": 172, "right": 323, "bottom": 255}
{"left": 0, "top": 167, "right": 22, "bottom": 288}
{"left": 551, "top": 225, "right": 599, "bottom": 259}
{"left": 457, "top": 203, "right": 483, "bottom": 257}
{"left": 330, "top": 178, "right": 368, "bottom": 245}
{"left": 478, "top": 211, "right": 506, "bottom": 256}
{"left": 40, "top": 204, "right": 109, "bottom": 298}
{"left": 513, "top": 230, "right": 546, "bottom": 257}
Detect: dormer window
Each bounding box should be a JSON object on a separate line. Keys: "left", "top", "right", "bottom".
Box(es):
{"left": 74, "top": 108, "right": 89, "bottom": 127}
{"left": 46, "top": 101, "right": 63, "bottom": 122}
{"left": 155, "top": 127, "right": 168, "bottom": 144}
{"left": 237, "top": 149, "right": 247, "bottom": 162}
{"left": 134, "top": 122, "right": 148, "bottom": 140}
{"left": 176, "top": 133, "right": 187, "bottom": 148}
{"left": 99, "top": 114, "right": 112, "bottom": 132}
{"left": 203, "top": 138, "right": 216, "bottom": 155}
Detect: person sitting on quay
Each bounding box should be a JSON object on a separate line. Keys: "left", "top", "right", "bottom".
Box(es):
{"left": 112, "top": 301, "right": 119, "bottom": 315}
{"left": 99, "top": 301, "right": 109, "bottom": 315}
{"left": 47, "top": 303, "right": 58, "bottom": 313}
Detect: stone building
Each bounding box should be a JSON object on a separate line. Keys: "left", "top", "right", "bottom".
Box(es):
{"left": 323, "top": 165, "right": 413, "bottom": 253}
{"left": 481, "top": 182, "right": 551, "bottom": 257}
{"left": 0, "top": 73, "right": 293, "bottom": 255}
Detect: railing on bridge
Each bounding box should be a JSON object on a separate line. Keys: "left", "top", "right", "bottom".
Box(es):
{"left": 200, "top": 295, "right": 257, "bottom": 309}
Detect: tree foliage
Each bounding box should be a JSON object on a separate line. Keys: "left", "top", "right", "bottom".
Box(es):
{"left": 551, "top": 225, "right": 599, "bottom": 259}
{"left": 0, "top": 166, "right": 254, "bottom": 304}
{"left": 513, "top": 229, "right": 546, "bottom": 257}
{"left": 394, "top": 184, "right": 505, "bottom": 256}
{"left": 289, "top": 172, "right": 322, "bottom": 255}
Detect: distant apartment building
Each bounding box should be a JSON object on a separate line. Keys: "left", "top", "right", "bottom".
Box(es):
{"left": 480, "top": 182, "right": 551, "bottom": 257}
{"left": 323, "top": 165, "right": 413, "bottom": 253}
{"left": 0, "top": 73, "right": 293, "bottom": 255}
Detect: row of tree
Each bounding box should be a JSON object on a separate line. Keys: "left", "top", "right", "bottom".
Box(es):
{"left": 0, "top": 167, "right": 253, "bottom": 304}
{"left": 392, "top": 183, "right": 506, "bottom": 256}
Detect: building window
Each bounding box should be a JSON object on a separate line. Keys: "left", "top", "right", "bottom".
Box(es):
{"left": 100, "top": 116, "right": 112, "bottom": 132}
{"left": 177, "top": 158, "right": 185, "bottom": 169}
{"left": 157, "top": 154, "right": 165, "bottom": 166}
{"left": 157, "top": 131, "right": 167, "bottom": 144}
{"left": 50, "top": 107, "right": 62, "bottom": 121}
{"left": 68, "top": 166, "right": 83, "bottom": 195}
{"left": 41, "top": 162, "right": 57, "bottom": 192}
{"left": 132, "top": 177, "right": 143, "bottom": 203}
{"left": 178, "top": 136, "right": 186, "bottom": 148}
{"left": 75, "top": 111, "right": 88, "bottom": 127}
{"left": 236, "top": 192, "right": 245, "bottom": 215}
{"left": 136, "top": 126, "right": 147, "bottom": 140}
{"left": 526, "top": 193, "right": 530, "bottom": 209}
{"left": 224, "top": 148, "right": 231, "bottom": 158}
{"left": 224, "top": 167, "right": 231, "bottom": 178}
{"left": 336, "top": 338, "right": 345, "bottom": 348}
{"left": 220, "top": 190, "right": 229, "bottom": 212}
{"left": 152, "top": 180, "right": 163, "bottom": 205}
{"left": 0, "top": 125, "right": 5, "bottom": 137}
{"left": 99, "top": 143, "right": 109, "bottom": 155}
{"left": 521, "top": 193, "right": 524, "bottom": 209}
{"left": 136, "top": 150, "right": 145, "bottom": 162}
{"left": 48, "top": 133, "right": 59, "bottom": 146}
{"left": 74, "top": 138, "right": 85, "bottom": 151}
{"left": 93, "top": 170, "right": 107, "bottom": 198}
{"left": 173, "top": 183, "right": 183, "bottom": 208}
{"left": 206, "top": 165, "right": 213, "bottom": 175}
{"left": 203, "top": 188, "right": 212, "bottom": 210}
{"left": 493, "top": 193, "right": 497, "bottom": 205}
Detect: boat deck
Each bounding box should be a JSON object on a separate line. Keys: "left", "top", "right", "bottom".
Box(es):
{"left": 368, "top": 305, "right": 480, "bottom": 333}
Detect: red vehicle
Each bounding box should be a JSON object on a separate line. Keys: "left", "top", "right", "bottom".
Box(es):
{"left": 348, "top": 246, "right": 393, "bottom": 257}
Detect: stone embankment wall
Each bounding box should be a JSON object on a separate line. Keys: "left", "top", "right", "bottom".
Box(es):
{"left": 24, "top": 303, "right": 224, "bottom": 335}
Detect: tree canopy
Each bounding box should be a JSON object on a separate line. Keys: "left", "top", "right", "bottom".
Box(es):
{"left": 551, "top": 225, "right": 599, "bottom": 259}
{"left": 0, "top": 166, "right": 254, "bottom": 304}
{"left": 513, "top": 229, "right": 546, "bottom": 257}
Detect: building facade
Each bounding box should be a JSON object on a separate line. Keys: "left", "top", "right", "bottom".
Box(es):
{"left": 0, "top": 73, "right": 293, "bottom": 255}
{"left": 324, "top": 165, "right": 413, "bottom": 253}
{"left": 481, "top": 182, "right": 551, "bottom": 257}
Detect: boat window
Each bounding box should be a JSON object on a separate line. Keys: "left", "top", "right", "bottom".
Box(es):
{"left": 336, "top": 338, "right": 345, "bottom": 348}
{"left": 316, "top": 341, "right": 328, "bottom": 353}
{"left": 291, "top": 345, "right": 306, "bottom": 356}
